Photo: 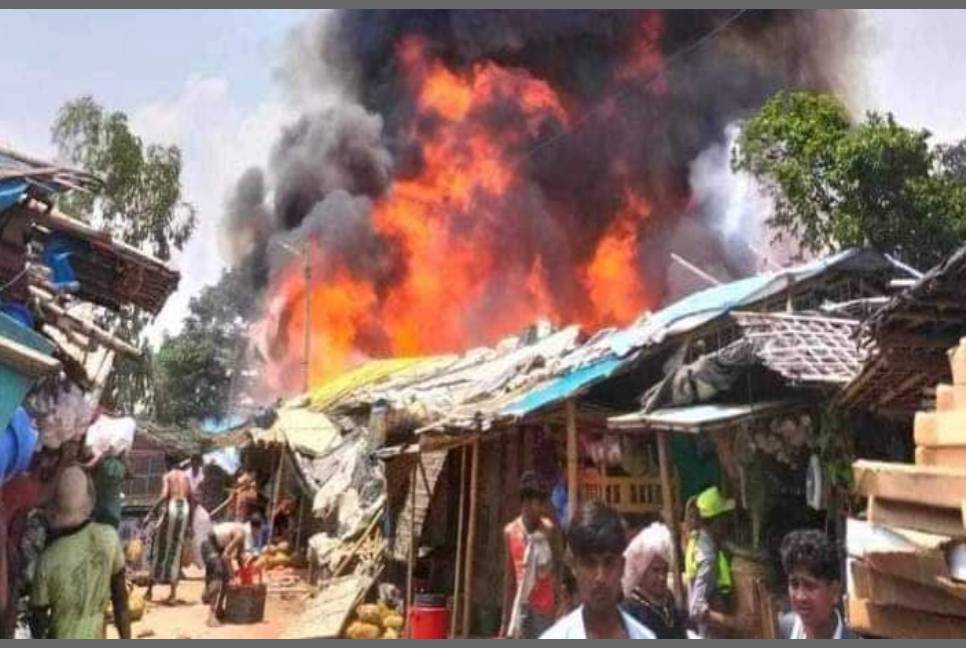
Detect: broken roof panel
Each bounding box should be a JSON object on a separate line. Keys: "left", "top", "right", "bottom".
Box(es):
{"left": 572, "top": 249, "right": 896, "bottom": 366}
{"left": 608, "top": 399, "right": 807, "bottom": 434}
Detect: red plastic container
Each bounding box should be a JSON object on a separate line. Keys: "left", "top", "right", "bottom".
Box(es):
{"left": 408, "top": 594, "right": 449, "bottom": 639}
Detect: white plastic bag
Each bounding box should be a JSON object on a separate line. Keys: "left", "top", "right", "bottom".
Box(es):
{"left": 85, "top": 415, "right": 135, "bottom": 456}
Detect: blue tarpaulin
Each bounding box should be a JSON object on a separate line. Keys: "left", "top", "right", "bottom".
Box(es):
{"left": 0, "top": 179, "right": 27, "bottom": 214}
{"left": 200, "top": 415, "right": 249, "bottom": 436}
{"left": 501, "top": 356, "right": 626, "bottom": 417}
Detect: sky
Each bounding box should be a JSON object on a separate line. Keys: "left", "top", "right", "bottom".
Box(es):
{"left": 1, "top": 9, "right": 965, "bottom": 345}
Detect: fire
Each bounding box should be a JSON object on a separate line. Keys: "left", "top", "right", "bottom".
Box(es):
{"left": 263, "top": 27, "right": 668, "bottom": 394}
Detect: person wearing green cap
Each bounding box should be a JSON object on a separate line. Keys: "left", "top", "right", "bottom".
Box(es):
{"left": 684, "top": 486, "right": 748, "bottom": 638}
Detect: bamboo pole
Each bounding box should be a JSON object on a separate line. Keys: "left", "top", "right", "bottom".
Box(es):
{"left": 406, "top": 459, "right": 417, "bottom": 638}
{"left": 461, "top": 438, "right": 480, "bottom": 637}
{"left": 657, "top": 430, "right": 684, "bottom": 608}
{"left": 449, "top": 445, "right": 468, "bottom": 639}
{"left": 267, "top": 448, "right": 286, "bottom": 541}
{"left": 294, "top": 494, "right": 306, "bottom": 556}
{"left": 566, "top": 400, "right": 578, "bottom": 524}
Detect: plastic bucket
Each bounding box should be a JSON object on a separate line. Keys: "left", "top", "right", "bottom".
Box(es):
{"left": 409, "top": 594, "right": 449, "bottom": 640}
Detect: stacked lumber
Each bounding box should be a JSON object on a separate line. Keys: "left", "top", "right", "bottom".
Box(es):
{"left": 848, "top": 338, "right": 966, "bottom": 638}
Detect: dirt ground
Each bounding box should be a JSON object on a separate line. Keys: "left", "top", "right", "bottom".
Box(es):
{"left": 107, "top": 567, "right": 311, "bottom": 640}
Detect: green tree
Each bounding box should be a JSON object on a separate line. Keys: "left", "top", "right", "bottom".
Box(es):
{"left": 50, "top": 96, "right": 198, "bottom": 412}
{"left": 734, "top": 90, "right": 966, "bottom": 269}
{"left": 152, "top": 269, "right": 256, "bottom": 424}
{"left": 52, "top": 96, "right": 196, "bottom": 260}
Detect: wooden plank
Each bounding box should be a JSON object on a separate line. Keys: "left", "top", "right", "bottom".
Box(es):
{"left": 936, "top": 384, "right": 966, "bottom": 411}
{"left": 915, "top": 410, "right": 966, "bottom": 447}
{"left": 282, "top": 574, "right": 373, "bottom": 638}
{"left": 449, "top": 445, "right": 467, "bottom": 639}
{"left": 566, "top": 399, "right": 578, "bottom": 524}
{"left": 656, "top": 430, "right": 683, "bottom": 609}
{"left": 0, "top": 335, "right": 59, "bottom": 377}
{"left": 951, "top": 341, "right": 966, "bottom": 385}
{"left": 853, "top": 460, "right": 966, "bottom": 509}
{"left": 461, "top": 438, "right": 480, "bottom": 637}
{"left": 852, "top": 561, "right": 966, "bottom": 618}
{"left": 868, "top": 496, "right": 966, "bottom": 538}
{"left": 406, "top": 461, "right": 416, "bottom": 638}
{"left": 847, "top": 596, "right": 966, "bottom": 639}
{"left": 917, "top": 446, "right": 966, "bottom": 469}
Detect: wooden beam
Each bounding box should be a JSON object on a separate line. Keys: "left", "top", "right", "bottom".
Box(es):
{"left": 847, "top": 596, "right": 966, "bottom": 639}
{"left": 29, "top": 286, "right": 141, "bottom": 356}
{"left": 917, "top": 446, "right": 966, "bottom": 470}
{"left": 566, "top": 399, "right": 578, "bottom": 524}
{"left": 851, "top": 560, "right": 966, "bottom": 619}
{"left": 915, "top": 410, "right": 966, "bottom": 446}
{"left": 406, "top": 460, "right": 417, "bottom": 638}
{"left": 853, "top": 460, "right": 966, "bottom": 510}
{"left": 461, "top": 438, "right": 480, "bottom": 637}
{"left": 657, "top": 430, "right": 684, "bottom": 609}
{"left": 0, "top": 335, "right": 60, "bottom": 378}
{"left": 868, "top": 496, "right": 965, "bottom": 538}
{"left": 449, "top": 445, "right": 467, "bottom": 639}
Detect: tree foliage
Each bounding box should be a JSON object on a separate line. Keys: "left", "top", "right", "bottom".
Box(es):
{"left": 152, "top": 269, "right": 257, "bottom": 425}
{"left": 52, "top": 96, "right": 197, "bottom": 261}
{"left": 50, "top": 96, "right": 198, "bottom": 412}
{"left": 734, "top": 90, "right": 966, "bottom": 269}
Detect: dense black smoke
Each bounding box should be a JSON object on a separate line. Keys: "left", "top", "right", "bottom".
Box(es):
{"left": 225, "top": 9, "right": 851, "bottom": 327}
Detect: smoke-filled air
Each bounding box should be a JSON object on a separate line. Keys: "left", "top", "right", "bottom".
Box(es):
{"left": 222, "top": 10, "right": 852, "bottom": 394}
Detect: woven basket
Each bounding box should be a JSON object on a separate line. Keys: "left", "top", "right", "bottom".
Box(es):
{"left": 223, "top": 583, "right": 267, "bottom": 624}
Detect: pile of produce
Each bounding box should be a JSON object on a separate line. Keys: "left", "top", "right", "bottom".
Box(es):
{"left": 252, "top": 541, "right": 298, "bottom": 571}
{"left": 344, "top": 601, "right": 404, "bottom": 639}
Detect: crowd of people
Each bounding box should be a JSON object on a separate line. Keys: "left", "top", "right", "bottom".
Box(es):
{"left": 11, "top": 447, "right": 296, "bottom": 639}
{"left": 501, "top": 471, "right": 854, "bottom": 640}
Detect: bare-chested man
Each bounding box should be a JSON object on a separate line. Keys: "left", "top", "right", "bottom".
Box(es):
{"left": 146, "top": 455, "right": 192, "bottom": 604}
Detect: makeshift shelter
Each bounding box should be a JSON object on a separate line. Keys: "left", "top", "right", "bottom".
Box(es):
{"left": 843, "top": 245, "right": 966, "bottom": 417}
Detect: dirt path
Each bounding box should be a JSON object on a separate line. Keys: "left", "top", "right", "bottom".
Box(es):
{"left": 108, "top": 569, "right": 310, "bottom": 640}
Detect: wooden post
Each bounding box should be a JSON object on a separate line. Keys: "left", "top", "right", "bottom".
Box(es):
{"left": 449, "top": 445, "right": 468, "bottom": 639}
{"left": 461, "top": 438, "right": 480, "bottom": 637}
{"left": 657, "top": 430, "right": 684, "bottom": 608}
{"left": 294, "top": 493, "right": 306, "bottom": 555}
{"left": 267, "top": 447, "right": 286, "bottom": 541}
{"left": 406, "top": 459, "right": 417, "bottom": 637}
{"left": 566, "top": 400, "right": 578, "bottom": 524}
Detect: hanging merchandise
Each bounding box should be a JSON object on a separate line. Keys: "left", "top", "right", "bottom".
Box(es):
{"left": 28, "top": 382, "right": 95, "bottom": 450}
{"left": 805, "top": 454, "right": 826, "bottom": 511}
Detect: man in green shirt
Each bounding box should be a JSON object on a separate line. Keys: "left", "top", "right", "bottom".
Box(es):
{"left": 29, "top": 465, "right": 131, "bottom": 639}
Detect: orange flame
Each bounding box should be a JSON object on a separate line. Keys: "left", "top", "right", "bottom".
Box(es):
{"left": 262, "top": 30, "right": 666, "bottom": 394}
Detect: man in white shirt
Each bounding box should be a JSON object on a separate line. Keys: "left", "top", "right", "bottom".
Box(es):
{"left": 541, "top": 501, "right": 655, "bottom": 640}
{"left": 778, "top": 529, "right": 858, "bottom": 640}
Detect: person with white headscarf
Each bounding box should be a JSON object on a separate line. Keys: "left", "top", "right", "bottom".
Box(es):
{"left": 621, "top": 522, "right": 687, "bottom": 639}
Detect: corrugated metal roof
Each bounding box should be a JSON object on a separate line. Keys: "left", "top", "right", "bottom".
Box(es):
{"left": 308, "top": 356, "right": 453, "bottom": 411}
{"left": 501, "top": 356, "right": 627, "bottom": 418}
{"left": 608, "top": 399, "right": 806, "bottom": 433}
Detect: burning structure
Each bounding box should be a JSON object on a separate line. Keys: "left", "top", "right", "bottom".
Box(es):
{"left": 223, "top": 10, "right": 853, "bottom": 395}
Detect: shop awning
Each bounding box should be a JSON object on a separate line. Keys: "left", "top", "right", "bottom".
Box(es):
{"left": 607, "top": 399, "right": 807, "bottom": 434}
